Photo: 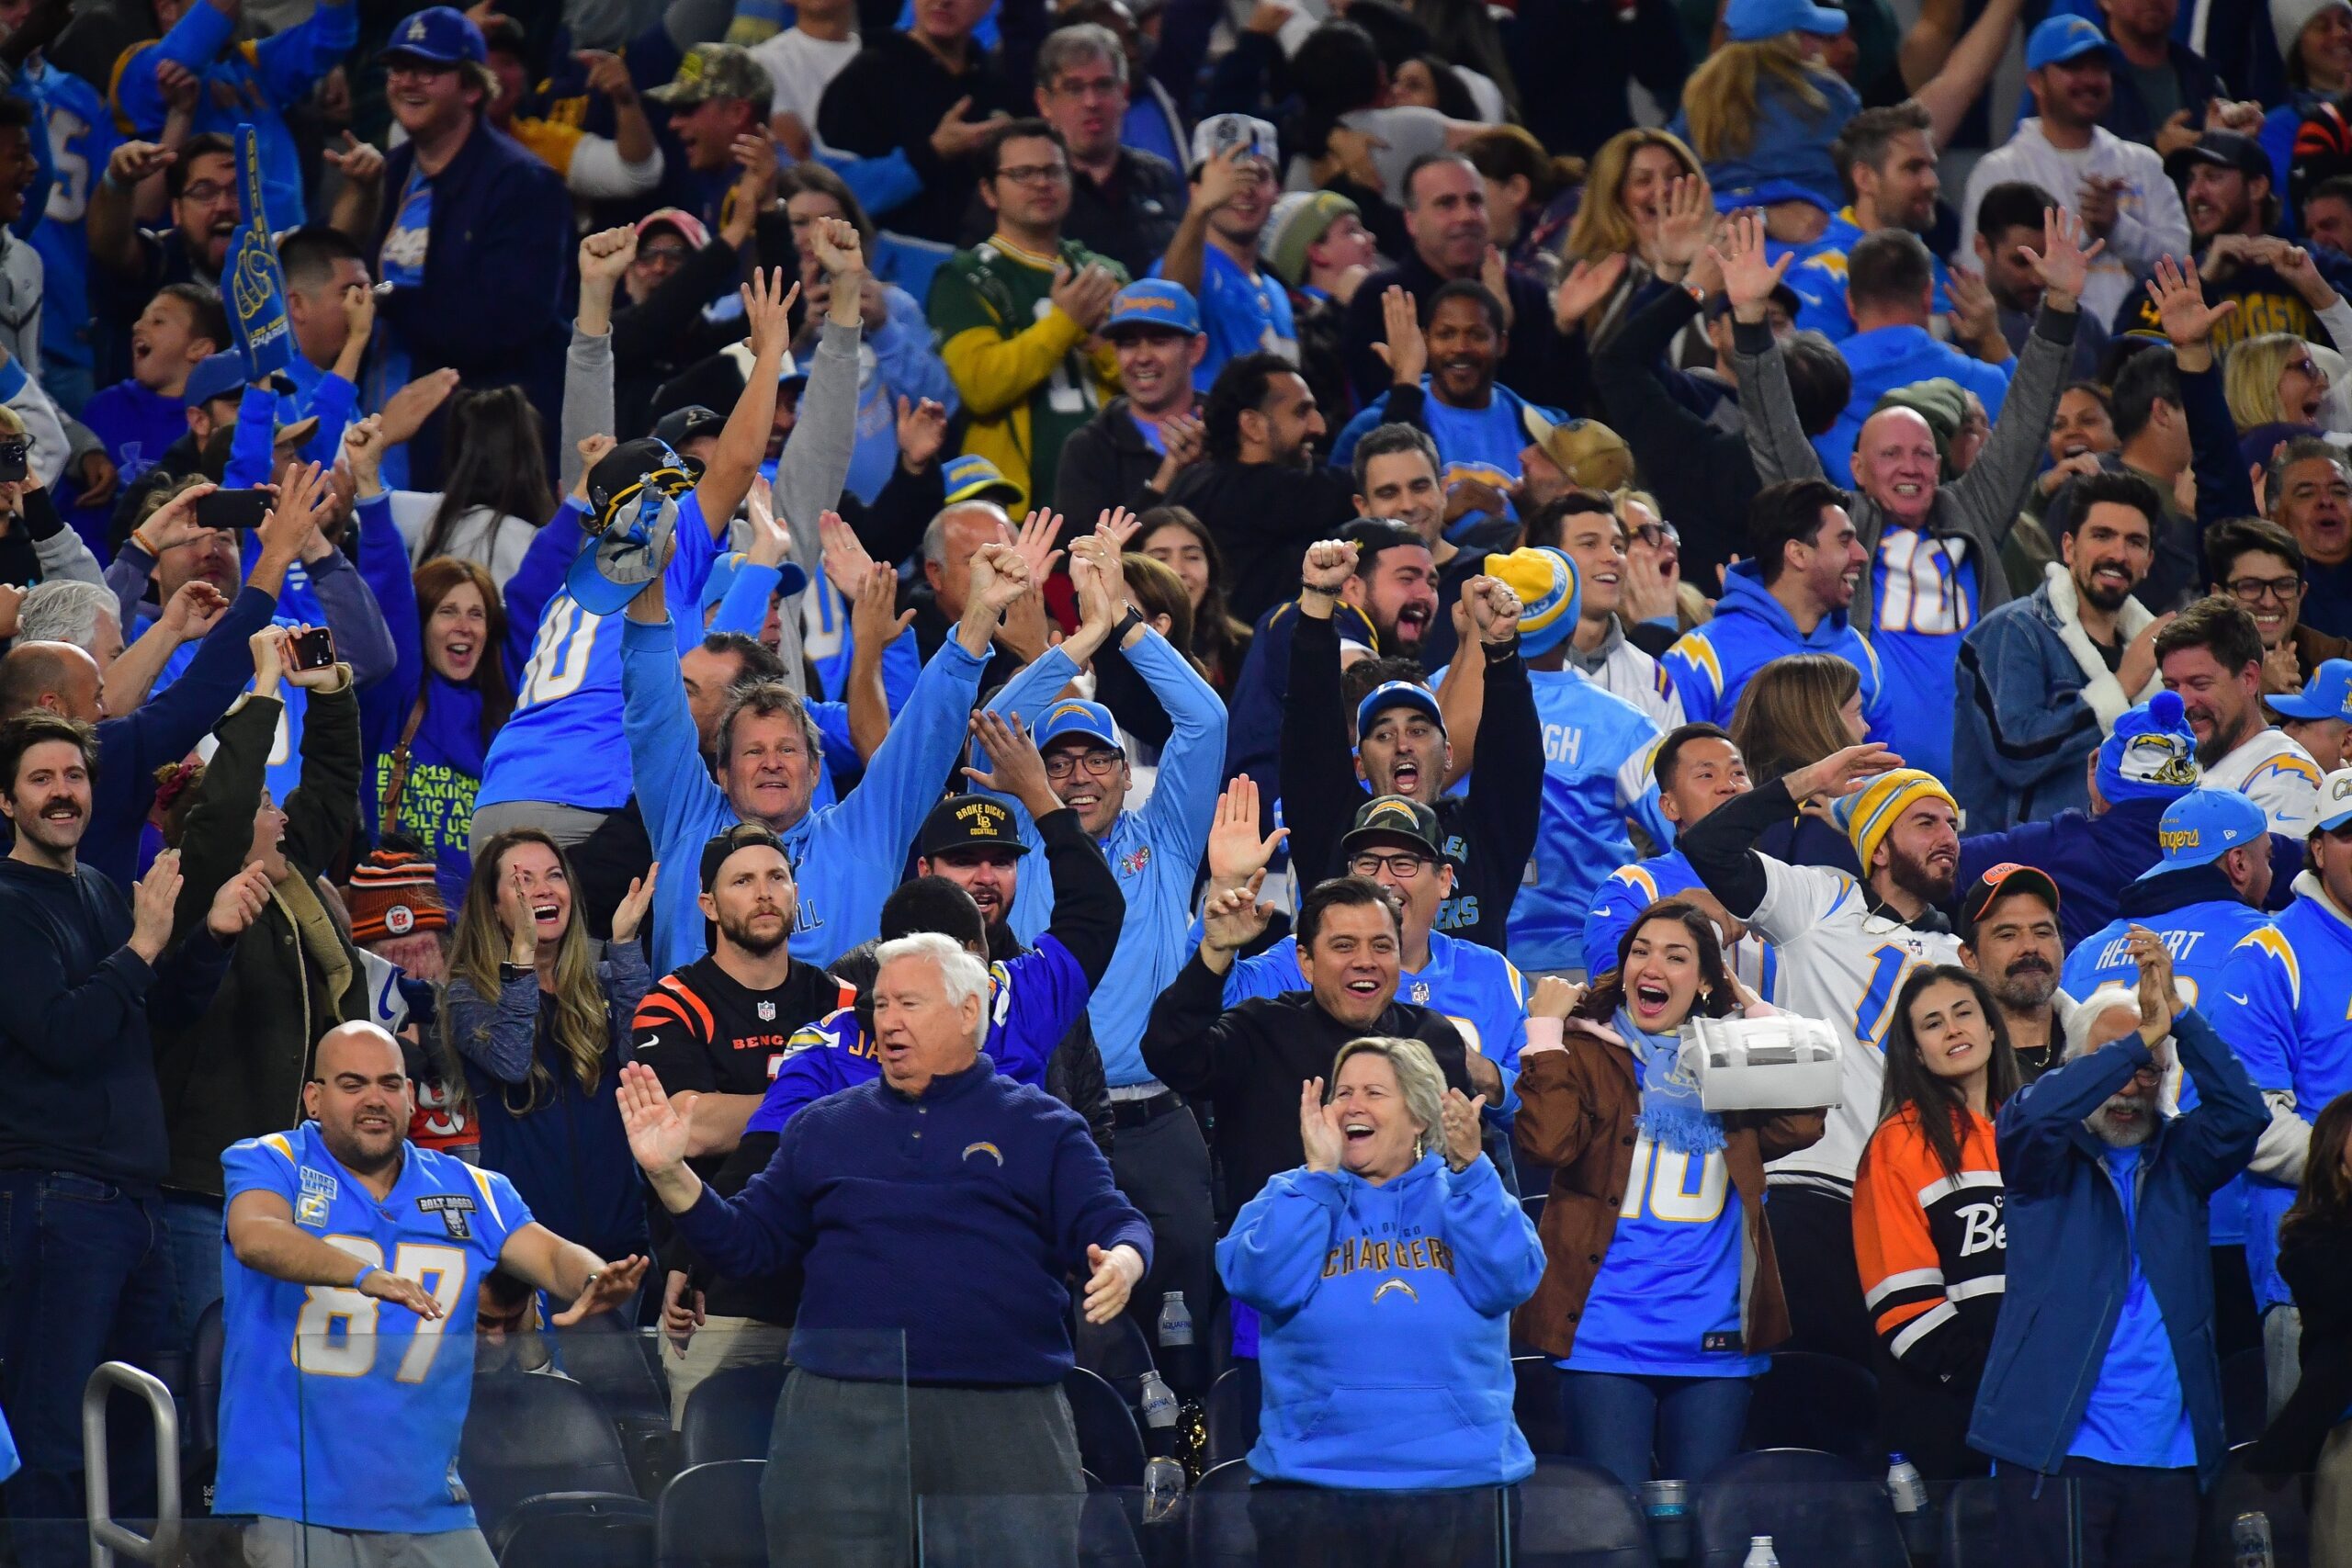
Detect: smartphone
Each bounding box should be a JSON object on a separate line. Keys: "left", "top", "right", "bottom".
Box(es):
{"left": 288, "top": 626, "right": 336, "bottom": 671}
{"left": 0, "top": 435, "right": 28, "bottom": 484}
{"left": 196, "top": 488, "right": 273, "bottom": 530}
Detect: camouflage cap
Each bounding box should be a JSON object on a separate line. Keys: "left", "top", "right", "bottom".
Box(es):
{"left": 646, "top": 43, "right": 775, "bottom": 106}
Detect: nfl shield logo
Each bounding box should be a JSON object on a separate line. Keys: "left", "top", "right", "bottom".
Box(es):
{"left": 757, "top": 1000, "right": 775, "bottom": 1021}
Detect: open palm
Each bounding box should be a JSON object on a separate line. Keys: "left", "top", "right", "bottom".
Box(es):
{"left": 2143, "top": 254, "right": 2238, "bottom": 348}
{"left": 617, "top": 1064, "right": 691, "bottom": 1176}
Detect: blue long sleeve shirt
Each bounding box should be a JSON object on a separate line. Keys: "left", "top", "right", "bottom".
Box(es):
{"left": 1218, "top": 1153, "right": 1544, "bottom": 1488}
{"left": 986, "top": 631, "right": 1227, "bottom": 1085}
{"left": 670, "top": 1056, "right": 1152, "bottom": 1385}
{"left": 623, "top": 615, "right": 988, "bottom": 971}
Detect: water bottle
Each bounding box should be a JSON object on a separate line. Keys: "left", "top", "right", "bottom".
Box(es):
{"left": 1139, "top": 1370, "right": 1179, "bottom": 1429}
{"left": 1157, "top": 1291, "right": 1194, "bottom": 1348}
{"left": 1142, "top": 1455, "right": 1186, "bottom": 1524}
{"left": 1742, "top": 1535, "right": 1781, "bottom": 1568}
{"left": 2233, "top": 1511, "right": 2276, "bottom": 1568}
{"left": 1886, "top": 1451, "right": 1928, "bottom": 1515}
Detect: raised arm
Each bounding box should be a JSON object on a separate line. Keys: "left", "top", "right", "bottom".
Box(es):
{"left": 1714, "top": 213, "right": 1828, "bottom": 487}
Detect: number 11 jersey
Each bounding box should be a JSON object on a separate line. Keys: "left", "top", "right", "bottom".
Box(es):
{"left": 214, "top": 1123, "right": 530, "bottom": 1532}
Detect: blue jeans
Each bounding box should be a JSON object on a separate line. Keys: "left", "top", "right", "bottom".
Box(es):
{"left": 1560, "top": 1371, "right": 1754, "bottom": 1486}
{"left": 0, "top": 1169, "right": 175, "bottom": 1568}
{"left": 156, "top": 1190, "right": 226, "bottom": 1354}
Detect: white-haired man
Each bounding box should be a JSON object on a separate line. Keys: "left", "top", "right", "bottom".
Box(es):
{"left": 620, "top": 931, "right": 1151, "bottom": 1565}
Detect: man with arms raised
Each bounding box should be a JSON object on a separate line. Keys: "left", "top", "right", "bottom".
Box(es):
{"left": 216, "top": 1021, "right": 647, "bottom": 1568}
{"left": 1681, "top": 741, "right": 1965, "bottom": 1365}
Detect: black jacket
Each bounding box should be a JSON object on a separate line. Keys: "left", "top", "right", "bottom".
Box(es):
{"left": 817, "top": 31, "right": 1023, "bottom": 245}
{"left": 1340, "top": 251, "right": 1589, "bottom": 412}
{"left": 1054, "top": 397, "right": 1189, "bottom": 531}
{"left": 2248, "top": 1213, "right": 2352, "bottom": 1475}
{"left": 1281, "top": 608, "right": 1543, "bottom": 954}
{"left": 1141, "top": 953, "right": 1474, "bottom": 1221}
{"left": 1589, "top": 282, "right": 1756, "bottom": 587}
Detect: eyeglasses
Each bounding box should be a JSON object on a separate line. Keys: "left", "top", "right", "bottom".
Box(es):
{"left": 995, "top": 162, "right": 1072, "bottom": 186}
{"left": 2287, "top": 358, "right": 2327, "bottom": 380}
{"left": 1632, "top": 521, "right": 1680, "bottom": 550}
{"left": 636, "top": 244, "right": 692, "bottom": 266}
{"left": 1350, "top": 851, "right": 1429, "bottom": 877}
{"left": 178, "top": 180, "right": 232, "bottom": 205}
{"left": 1047, "top": 74, "right": 1125, "bottom": 99}
{"left": 2225, "top": 574, "right": 2302, "bottom": 604}
{"left": 1045, "top": 749, "right": 1124, "bottom": 780}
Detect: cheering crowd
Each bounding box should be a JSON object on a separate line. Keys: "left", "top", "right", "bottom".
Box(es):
{"left": 18, "top": 0, "right": 2352, "bottom": 1560}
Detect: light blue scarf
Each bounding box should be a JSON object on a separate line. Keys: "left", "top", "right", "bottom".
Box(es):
{"left": 1616, "top": 1007, "right": 1726, "bottom": 1157}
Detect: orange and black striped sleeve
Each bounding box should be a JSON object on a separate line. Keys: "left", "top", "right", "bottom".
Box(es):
{"left": 1851, "top": 1106, "right": 2007, "bottom": 1389}
{"left": 630, "top": 974, "right": 718, "bottom": 1092}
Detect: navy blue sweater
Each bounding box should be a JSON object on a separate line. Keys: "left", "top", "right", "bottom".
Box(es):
{"left": 0, "top": 856, "right": 232, "bottom": 1187}
{"left": 672, "top": 1055, "right": 1152, "bottom": 1386}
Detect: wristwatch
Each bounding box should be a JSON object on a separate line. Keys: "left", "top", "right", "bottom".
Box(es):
{"left": 1112, "top": 604, "right": 1147, "bottom": 642}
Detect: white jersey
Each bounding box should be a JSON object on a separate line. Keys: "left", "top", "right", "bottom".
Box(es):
{"left": 2199, "top": 727, "right": 2322, "bottom": 835}
{"left": 1748, "top": 855, "right": 1962, "bottom": 1194}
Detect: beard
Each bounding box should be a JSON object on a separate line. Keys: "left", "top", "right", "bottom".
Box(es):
{"left": 2075, "top": 567, "right": 2134, "bottom": 614}
{"left": 718, "top": 908, "right": 790, "bottom": 957}
{"left": 1886, "top": 842, "right": 1957, "bottom": 908}
{"left": 1990, "top": 955, "right": 2059, "bottom": 1012}
{"left": 2087, "top": 1093, "right": 2156, "bottom": 1146}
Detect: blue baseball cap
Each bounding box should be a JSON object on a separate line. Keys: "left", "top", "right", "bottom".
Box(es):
{"left": 1102, "top": 279, "right": 1202, "bottom": 338}
{"left": 2025, "top": 14, "right": 2114, "bottom": 70}
{"left": 941, "top": 454, "right": 1024, "bottom": 509}
{"left": 2270, "top": 658, "right": 2352, "bottom": 722}
{"left": 379, "top": 6, "right": 488, "bottom": 64}
{"left": 184, "top": 351, "right": 250, "bottom": 407}
{"left": 1711, "top": 178, "right": 1835, "bottom": 215}
{"left": 1355, "top": 681, "right": 1444, "bottom": 747}
{"left": 697, "top": 550, "right": 808, "bottom": 616}
{"left": 2136, "top": 787, "right": 2268, "bottom": 879}
{"left": 1035, "top": 698, "right": 1121, "bottom": 754}
{"left": 1724, "top": 0, "right": 1848, "bottom": 40}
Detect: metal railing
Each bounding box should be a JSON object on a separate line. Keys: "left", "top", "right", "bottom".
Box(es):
{"left": 81, "top": 1360, "right": 181, "bottom": 1568}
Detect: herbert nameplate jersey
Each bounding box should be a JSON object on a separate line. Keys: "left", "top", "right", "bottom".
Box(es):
{"left": 214, "top": 1124, "right": 531, "bottom": 1532}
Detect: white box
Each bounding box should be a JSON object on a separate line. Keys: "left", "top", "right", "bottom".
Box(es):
{"left": 1679, "top": 1014, "right": 1844, "bottom": 1112}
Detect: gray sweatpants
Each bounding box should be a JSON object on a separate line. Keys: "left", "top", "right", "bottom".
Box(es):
{"left": 761, "top": 1369, "right": 1083, "bottom": 1568}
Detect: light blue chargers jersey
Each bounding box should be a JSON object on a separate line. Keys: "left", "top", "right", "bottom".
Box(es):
{"left": 2210, "top": 888, "right": 2352, "bottom": 1309}
{"left": 214, "top": 1123, "right": 530, "bottom": 1532}
{"left": 479, "top": 491, "right": 717, "bottom": 813}
{"left": 2064, "top": 897, "right": 2272, "bottom": 1247}
{"left": 1504, "top": 668, "right": 1672, "bottom": 974}
{"left": 1585, "top": 848, "right": 1778, "bottom": 999}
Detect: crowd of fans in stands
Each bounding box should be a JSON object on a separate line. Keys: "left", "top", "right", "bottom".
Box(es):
{"left": 19, "top": 0, "right": 2352, "bottom": 1560}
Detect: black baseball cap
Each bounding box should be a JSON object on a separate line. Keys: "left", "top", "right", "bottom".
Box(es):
{"left": 652, "top": 404, "right": 726, "bottom": 450}
{"left": 1958, "top": 862, "right": 2060, "bottom": 942}
{"left": 2165, "top": 130, "right": 2268, "bottom": 184}
{"left": 700, "top": 822, "right": 790, "bottom": 893}
{"left": 917, "top": 795, "right": 1031, "bottom": 861}
{"left": 1338, "top": 795, "right": 1443, "bottom": 862}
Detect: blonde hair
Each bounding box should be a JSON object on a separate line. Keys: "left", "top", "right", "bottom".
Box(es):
{"left": 1730, "top": 652, "right": 1862, "bottom": 784}
{"left": 1329, "top": 1036, "right": 1447, "bottom": 1155}
{"left": 2223, "top": 333, "right": 2317, "bottom": 434}
{"left": 444, "top": 829, "right": 610, "bottom": 1108}
{"left": 1564, "top": 129, "right": 1700, "bottom": 265}
{"left": 1681, "top": 37, "right": 1836, "bottom": 167}
{"left": 0, "top": 404, "right": 27, "bottom": 439}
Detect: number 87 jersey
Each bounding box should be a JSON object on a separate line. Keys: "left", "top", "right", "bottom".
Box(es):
{"left": 1746, "top": 855, "right": 1962, "bottom": 1198}
{"left": 214, "top": 1123, "right": 532, "bottom": 1533}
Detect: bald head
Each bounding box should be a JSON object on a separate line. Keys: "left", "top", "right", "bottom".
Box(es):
{"left": 1852, "top": 405, "right": 1940, "bottom": 527}
{"left": 0, "top": 641, "right": 104, "bottom": 724}
{"left": 306, "top": 1022, "right": 412, "bottom": 1175}
{"left": 922, "top": 503, "right": 1012, "bottom": 621}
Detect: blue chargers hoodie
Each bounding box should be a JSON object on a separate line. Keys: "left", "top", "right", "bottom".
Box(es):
{"left": 1661, "top": 560, "right": 1894, "bottom": 739}
{"left": 1218, "top": 1152, "right": 1545, "bottom": 1489}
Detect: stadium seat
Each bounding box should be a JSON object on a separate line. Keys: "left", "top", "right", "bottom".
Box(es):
{"left": 1741, "top": 1352, "right": 1881, "bottom": 1464}
{"left": 1063, "top": 1366, "right": 1147, "bottom": 1486}
{"left": 2221, "top": 1347, "right": 2268, "bottom": 1449}
{"left": 2196, "top": 1450, "right": 2311, "bottom": 1568}
{"left": 1079, "top": 1491, "right": 1147, "bottom": 1568}
{"left": 678, "top": 1362, "right": 788, "bottom": 1468}
{"left": 489, "top": 1492, "right": 655, "bottom": 1568}
{"left": 1188, "top": 1461, "right": 1257, "bottom": 1568}
{"left": 656, "top": 1461, "right": 765, "bottom": 1568}
{"left": 1204, "top": 1297, "right": 1236, "bottom": 1382}
{"left": 1513, "top": 1355, "right": 1566, "bottom": 1457}
{"left": 1938, "top": 1476, "right": 2001, "bottom": 1568}
{"left": 1518, "top": 1455, "right": 1657, "bottom": 1568}
{"left": 1690, "top": 1448, "right": 1907, "bottom": 1568}
{"left": 1205, "top": 1362, "right": 1262, "bottom": 1468}
{"left": 460, "top": 1371, "right": 639, "bottom": 1540}
{"left": 187, "top": 1299, "right": 225, "bottom": 1493}
{"left": 1071, "top": 1311, "right": 1157, "bottom": 1409}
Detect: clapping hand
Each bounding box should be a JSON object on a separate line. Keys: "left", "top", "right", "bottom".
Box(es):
{"left": 819, "top": 509, "right": 877, "bottom": 598}
{"left": 895, "top": 396, "right": 948, "bottom": 471}
{"left": 1005, "top": 507, "right": 1066, "bottom": 584}
{"left": 499, "top": 860, "right": 540, "bottom": 967}
{"left": 1299, "top": 1077, "right": 1346, "bottom": 1173}
{"left": 1438, "top": 1088, "right": 1486, "bottom": 1173}
{"left": 962, "top": 711, "right": 1057, "bottom": 817}
{"left": 610, "top": 864, "right": 658, "bottom": 946}
{"left": 1096, "top": 506, "right": 1142, "bottom": 552}
{"left": 2127, "top": 925, "right": 2185, "bottom": 1046}
{"left": 205, "top": 863, "right": 274, "bottom": 940}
